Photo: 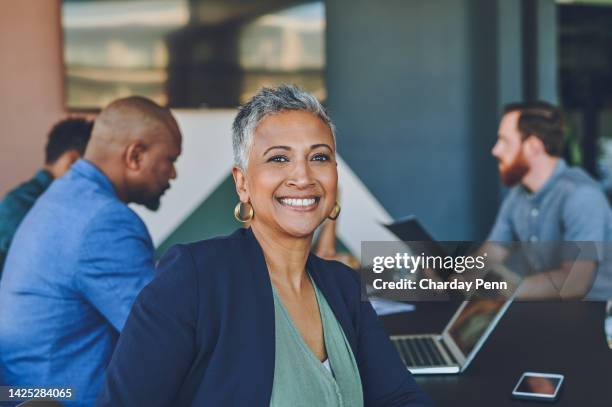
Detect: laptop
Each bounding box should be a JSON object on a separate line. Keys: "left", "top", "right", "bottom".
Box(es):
{"left": 384, "top": 215, "right": 514, "bottom": 374}
{"left": 391, "top": 297, "right": 512, "bottom": 374}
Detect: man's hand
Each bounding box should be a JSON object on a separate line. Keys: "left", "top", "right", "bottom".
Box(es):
{"left": 517, "top": 260, "right": 596, "bottom": 300}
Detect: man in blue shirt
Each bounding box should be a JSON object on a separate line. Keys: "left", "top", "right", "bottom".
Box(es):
{"left": 0, "top": 118, "right": 93, "bottom": 277}
{"left": 488, "top": 101, "right": 612, "bottom": 300}
{"left": 0, "top": 96, "right": 182, "bottom": 406}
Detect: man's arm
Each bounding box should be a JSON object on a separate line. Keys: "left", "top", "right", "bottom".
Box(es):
{"left": 448, "top": 192, "right": 514, "bottom": 292}
{"left": 76, "top": 202, "right": 155, "bottom": 330}
{"left": 519, "top": 185, "right": 608, "bottom": 300}
{"left": 487, "top": 191, "right": 516, "bottom": 243}
{"left": 477, "top": 194, "right": 515, "bottom": 281}
{"left": 517, "top": 261, "right": 596, "bottom": 300}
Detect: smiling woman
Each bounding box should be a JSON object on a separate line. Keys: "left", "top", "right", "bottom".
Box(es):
{"left": 233, "top": 108, "right": 337, "bottom": 239}
{"left": 96, "top": 85, "right": 431, "bottom": 407}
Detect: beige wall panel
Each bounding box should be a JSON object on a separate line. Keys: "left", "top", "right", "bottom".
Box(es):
{"left": 0, "top": 0, "right": 64, "bottom": 195}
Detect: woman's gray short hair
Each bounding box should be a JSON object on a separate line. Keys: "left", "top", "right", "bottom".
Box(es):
{"left": 232, "top": 84, "right": 336, "bottom": 169}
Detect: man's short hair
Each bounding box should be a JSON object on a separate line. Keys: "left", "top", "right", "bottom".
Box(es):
{"left": 45, "top": 118, "right": 94, "bottom": 164}
{"left": 503, "top": 101, "right": 565, "bottom": 157}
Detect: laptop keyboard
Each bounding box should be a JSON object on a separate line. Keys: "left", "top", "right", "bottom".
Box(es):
{"left": 392, "top": 336, "right": 452, "bottom": 367}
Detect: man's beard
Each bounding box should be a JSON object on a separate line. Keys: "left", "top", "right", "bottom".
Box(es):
{"left": 138, "top": 187, "right": 168, "bottom": 212}
{"left": 498, "top": 150, "right": 529, "bottom": 186}
{"left": 143, "top": 195, "right": 162, "bottom": 211}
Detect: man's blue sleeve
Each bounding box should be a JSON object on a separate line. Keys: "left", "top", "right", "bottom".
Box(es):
{"left": 563, "top": 185, "right": 609, "bottom": 242}
{"left": 76, "top": 202, "right": 155, "bottom": 331}
{"left": 562, "top": 185, "right": 610, "bottom": 266}
{"left": 487, "top": 192, "right": 515, "bottom": 242}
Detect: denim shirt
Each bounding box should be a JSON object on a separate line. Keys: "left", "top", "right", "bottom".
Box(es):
{"left": 0, "top": 159, "right": 155, "bottom": 406}
{"left": 489, "top": 159, "right": 612, "bottom": 299}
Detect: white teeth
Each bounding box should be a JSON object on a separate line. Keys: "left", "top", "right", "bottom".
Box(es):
{"left": 280, "top": 198, "right": 316, "bottom": 207}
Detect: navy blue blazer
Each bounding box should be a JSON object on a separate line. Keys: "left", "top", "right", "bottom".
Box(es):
{"left": 97, "top": 228, "right": 431, "bottom": 406}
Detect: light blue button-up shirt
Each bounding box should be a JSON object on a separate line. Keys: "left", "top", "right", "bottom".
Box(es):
{"left": 0, "top": 159, "right": 154, "bottom": 406}
{"left": 488, "top": 159, "right": 612, "bottom": 299}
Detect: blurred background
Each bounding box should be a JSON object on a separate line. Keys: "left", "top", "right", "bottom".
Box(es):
{"left": 1, "top": 0, "right": 612, "bottom": 256}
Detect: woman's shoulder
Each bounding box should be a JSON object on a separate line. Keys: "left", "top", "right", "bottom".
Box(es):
{"left": 147, "top": 228, "right": 255, "bottom": 305}
{"left": 164, "top": 228, "right": 253, "bottom": 265}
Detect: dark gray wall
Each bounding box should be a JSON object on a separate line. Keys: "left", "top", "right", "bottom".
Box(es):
{"left": 326, "top": 0, "right": 503, "bottom": 240}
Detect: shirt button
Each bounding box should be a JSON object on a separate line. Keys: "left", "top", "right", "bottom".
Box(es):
{"left": 531, "top": 208, "right": 539, "bottom": 217}
{"left": 530, "top": 235, "right": 538, "bottom": 242}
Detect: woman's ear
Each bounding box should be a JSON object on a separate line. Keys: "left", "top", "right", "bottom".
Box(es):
{"left": 232, "top": 166, "right": 250, "bottom": 203}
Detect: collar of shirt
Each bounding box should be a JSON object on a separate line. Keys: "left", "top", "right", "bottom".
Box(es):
{"left": 70, "top": 159, "right": 118, "bottom": 198}
{"left": 33, "top": 169, "right": 54, "bottom": 188}
{"left": 521, "top": 159, "right": 567, "bottom": 203}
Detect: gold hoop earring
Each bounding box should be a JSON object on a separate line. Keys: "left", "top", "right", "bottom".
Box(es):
{"left": 328, "top": 202, "right": 341, "bottom": 220}
{"left": 234, "top": 201, "right": 254, "bottom": 223}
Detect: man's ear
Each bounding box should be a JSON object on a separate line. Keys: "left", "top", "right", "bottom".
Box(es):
{"left": 524, "top": 135, "right": 545, "bottom": 157}
{"left": 125, "top": 141, "right": 146, "bottom": 171}
{"left": 232, "top": 166, "right": 250, "bottom": 203}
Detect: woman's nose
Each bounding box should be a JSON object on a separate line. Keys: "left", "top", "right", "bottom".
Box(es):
{"left": 287, "top": 160, "right": 315, "bottom": 188}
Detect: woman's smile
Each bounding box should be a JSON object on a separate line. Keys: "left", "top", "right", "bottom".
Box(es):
{"left": 276, "top": 195, "right": 320, "bottom": 211}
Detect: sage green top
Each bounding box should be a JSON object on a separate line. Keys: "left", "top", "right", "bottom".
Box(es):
{"left": 270, "top": 276, "right": 364, "bottom": 407}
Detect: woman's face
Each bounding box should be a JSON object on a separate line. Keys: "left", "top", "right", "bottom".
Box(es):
{"left": 234, "top": 110, "right": 337, "bottom": 238}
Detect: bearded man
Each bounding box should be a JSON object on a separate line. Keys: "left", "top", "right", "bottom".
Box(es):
{"left": 487, "top": 102, "right": 612, "bottom": 300}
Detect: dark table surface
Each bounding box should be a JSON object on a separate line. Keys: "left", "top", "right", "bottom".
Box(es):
{"left": 380, "top": 301, "right": 612, "bottom": 406}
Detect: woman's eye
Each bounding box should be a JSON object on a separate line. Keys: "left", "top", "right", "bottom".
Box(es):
{"left": 268, "top": 155, "right": 289, "bottom": 163}
{"left": 311, "top": 153, "right": 330, "bottom": 162}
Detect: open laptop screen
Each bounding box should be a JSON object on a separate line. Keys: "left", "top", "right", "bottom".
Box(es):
{"left": 447, "top": 299, "right": 506, "bottom": 356}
